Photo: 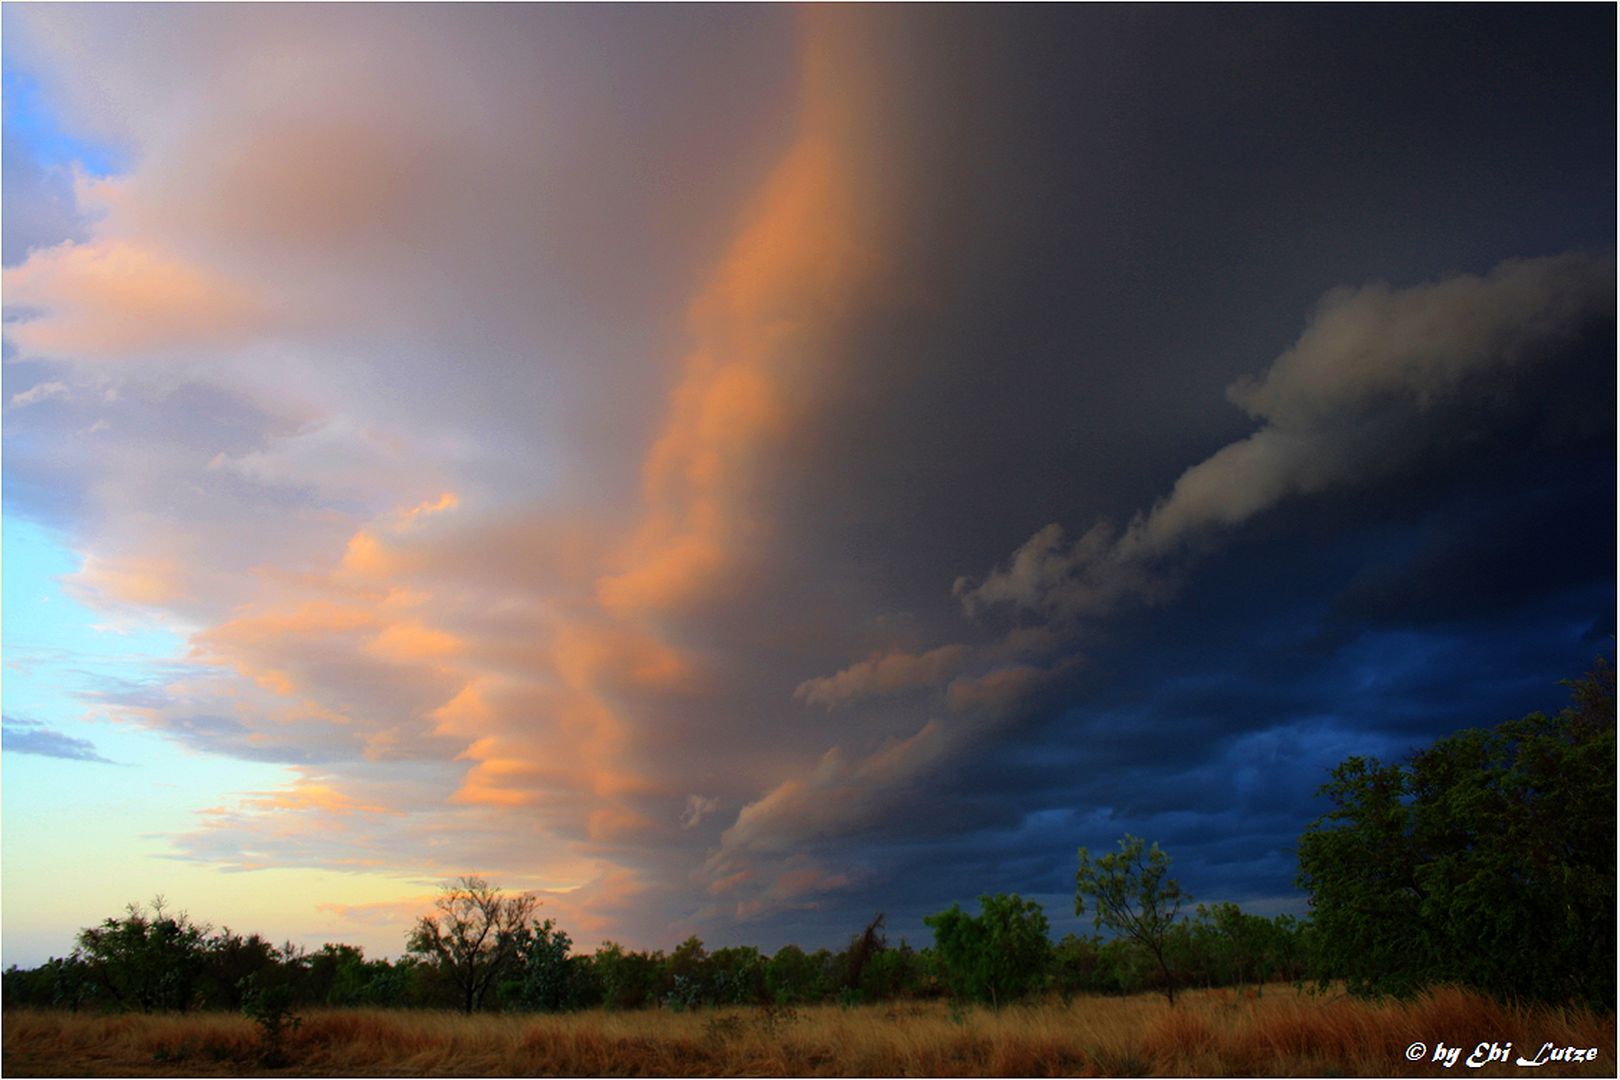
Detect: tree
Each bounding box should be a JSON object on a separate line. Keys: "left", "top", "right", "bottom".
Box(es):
{"left": 591, "top": 941, "right": 662, "bottom": 1010}
{"left": 858, "top": 939, "right": 924, "bottom": 1002}
{"left": 924, "top": 893, "right": 1052, "bottom": 1008}
{"left": 765, "top": 944, "right": 824, "bottom": 1004}
{"left": 837, "top": 913, "right": 888, "bottom": 1002}
{"left": 663, "top": 935, "right": 708, "bottom": 1010}
{"left": 708, "top": 945, "right": 767, "bottom": 1005}
{"left": 1076, "top": 835, "right": 1189, "bottom": 1004}
{"left": 76, "top": 897, "right": 210, "bottom": 1012}
{"left": 406, "top": 876, "right": 538, "bottom": 1013}
{"left": 501, "top": 918, "right": 576, "bottom": 1012}
{"left": 240, "top": 972, "right": 301, "bottom": 1067}
{"left": 1298, "top": 664, "right": 1615, "bottom": 1007}
{"left": 1195, "top": 902, "right": 1278, "bottom": 991}
{"left": 199, "top": 928, "right": 279, "bottom": 1009}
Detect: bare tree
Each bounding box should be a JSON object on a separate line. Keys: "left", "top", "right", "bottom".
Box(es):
{"left": 406, "top": 876, "right": 538, "bottom": 1013}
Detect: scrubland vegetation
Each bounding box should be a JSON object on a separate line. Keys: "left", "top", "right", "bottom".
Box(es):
{"left": 4, "top": 985, "right": 1613, "bottom": 1077}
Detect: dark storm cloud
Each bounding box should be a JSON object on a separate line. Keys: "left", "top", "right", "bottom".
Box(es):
{"left": 777, "top": 6, "right": 1616, "bottom": 606}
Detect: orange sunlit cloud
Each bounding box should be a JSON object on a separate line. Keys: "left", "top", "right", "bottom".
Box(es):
{"left": 1, "top": 239, "right": 265, "bottom": 358}
{"left": 4, "top": 6, "right": 915, "bottom": 951}
{"left": 597, "top": 30, "right": 881, "bottom": 620}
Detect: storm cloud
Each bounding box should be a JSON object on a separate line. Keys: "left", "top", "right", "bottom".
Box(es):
{"left": 3, "top": 5, "right": 1612, "bottom": 955}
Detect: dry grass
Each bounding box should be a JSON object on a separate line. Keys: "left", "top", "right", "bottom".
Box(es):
{"left": 3, "top": 985, "right": 1612, "bottom": 1076}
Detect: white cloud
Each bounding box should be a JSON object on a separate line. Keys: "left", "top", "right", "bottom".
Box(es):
{"left": 680, "top": 794, "right": 720, "bottom": 829}
{"left": 10, "top": 380, "right": 69, "bottom": 407}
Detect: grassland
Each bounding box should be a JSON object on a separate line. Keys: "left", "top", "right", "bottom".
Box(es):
{"left": 3, "top": 985, "right": 1612, "bottom": 1077}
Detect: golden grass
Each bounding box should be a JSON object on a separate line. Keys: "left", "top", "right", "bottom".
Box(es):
{"left": 3, "top": 985, "right": 1612, "bottom": 1077}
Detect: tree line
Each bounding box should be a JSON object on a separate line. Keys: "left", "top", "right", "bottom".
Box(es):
{"left": 4, "top": 665, "right": 1610, "bottom": 1015}
{"left": 0, "top": 890, "right": 1311, "bottom": 1016}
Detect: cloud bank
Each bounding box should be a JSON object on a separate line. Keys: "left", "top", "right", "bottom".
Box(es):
{"left": 3, "top": 5, "right": 1612, "bottom": 955}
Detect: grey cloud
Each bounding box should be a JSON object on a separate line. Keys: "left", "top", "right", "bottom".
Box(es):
{"left": 2, "top": 715, "right": 117, "bottom": 763}
{"left": 715, "top": 720, "right": 953, "bottom": 861}
{"left": 959, "top": 253, "right": 1616, "bottom": 623}
{"left": 0, "top": 128, "right": 86, "bottom": 267}
{"left": 770, "top": 251, "right": 1613, "bottom": 872}
{"left": 681, "top": 794, "right": 720, "bottom": 830}
{"left": 794, "top": 644, "right": 969, "bottom": 708}
{"left": 953, "top": 521, "right": 1172, "bottom": 623}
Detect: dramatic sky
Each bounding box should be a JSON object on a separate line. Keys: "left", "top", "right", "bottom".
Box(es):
{"left": 2, "top": 6, "right": 1614, "bottom": 966}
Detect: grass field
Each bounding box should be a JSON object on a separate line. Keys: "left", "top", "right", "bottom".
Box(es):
{"left": 3, "top": 985, "right": 1612, "bottom": 1077}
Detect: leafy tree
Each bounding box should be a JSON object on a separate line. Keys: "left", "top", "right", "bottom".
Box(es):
{"left": 3, "top": 956, "right": 92, "bottom": 1011}
{"left": 76, "top": 897, "right": 210, "bottom": 1012}
{"left": 925, "top": 893, "right": 1052, "bottom": 1009}
{"left": 591, "top": 941, "right": 663, "bottom": 1010}
{"left": 1196, "top": 902, "right": 1278, "bottom": 990}
{"left": 379, "top": 955, "right": 449, "bottom": 1008}
{"left": 661, "top": 935, "right": 708, "bottom": 1010}
{"left": 1076, "top": 835, "right": 1189, "bottom": 1004}
{"left": 240, "top": 971, "right": 301, "bottom": 1066}
{"left": 406, "top": 876, "right": 538, "bottom": 1013}
{"left": 297, "top": 942, "right": 365, "bottom": 1006}
{"left": 502, "top": 918, "right": 576, "bottom": 1011}
{"left": 765, "top": 944, "right": 825, "bottom": 1004}
{"left": 859, "top": 940, "right": 924, "bottom": 1002}
{"left": 1298, "top": 664, "right": 1615, "bottom": 1007}
{"left": 1268, "top": 914, "right": 1310, "bottom": 983}
{"left": 1051, "top": 934, "right": 1108, "bottom": 998}
{"left": 318, "top": 944, "right": 378, "bottom": 1007}
{"left": 708, "top": 945, "right": 767, "bottom": 1005}
{"left": 566, "top": 952, "right": 606, "bottom": 1009}
{"left": 200, "top": 929, "right": 280, "bottom": 1009}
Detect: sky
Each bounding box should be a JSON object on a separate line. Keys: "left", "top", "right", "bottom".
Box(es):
{"left": 2, "top": 5, "right": 1614, "bottom": 967}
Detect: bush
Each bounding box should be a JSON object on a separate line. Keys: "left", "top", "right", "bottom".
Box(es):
{"left": 924, "top": 894, "right": 1052, "bottom": 1008}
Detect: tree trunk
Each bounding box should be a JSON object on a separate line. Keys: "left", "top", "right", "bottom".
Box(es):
{"left": 1154, "top": 951, "right": 1176, "bottom": 1006}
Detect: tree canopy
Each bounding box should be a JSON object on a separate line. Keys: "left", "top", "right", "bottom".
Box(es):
{"left": 406, "top": 876, "right": 538, "bottom": 1014}
{"left": 1297, "top": 663, "right": 1615, "bottom": 1007}
{"left": 1076, "top": 834, "right": 1190, "bottom": 1004}
{"left": 924, "top": 893, "right": 1052, "bottom": 1008}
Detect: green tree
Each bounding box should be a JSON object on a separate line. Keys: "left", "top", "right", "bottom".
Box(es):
{"left": 591, "top": 941, "right": 663, "bottom": 1010}
{"left": 240, "top": 971, "right": 301, "bottom": 1067}
{"left": 1196, "top": 902, "right": 1278, "bottom": 990}
{"left": 924, "top": 893, "right": 1052, "bottom": 1009}
{"left": 406, "top": 876, "right": 538, "bottom": 1013}
{"left": 199, "top": 929, "right": 279, "bottom": 1009}
{"left": 859, "top": 940, "right": 924, "bottom": 1002}
{"left": 1298, "top": 664, "right": 1615, "bottom": 1007}
{"left": 662, "top": 935, "right": 708, "bottom": 1010}
{"left": 503, "top": 918, "right": 575, "bottom": 1011}
{"left": 317, "top": 944, "right": 375, "bottom": 1007}
{"left": 765, "top": 944, "right": 824, "bottom": 1004}
{"left": 1051, "top": 933, "right": 1109, "bottom": 998}
{"left": 708, "top": 945, "right": 767, "bottom": 1005}
{"left": 1076, "top": 835, "right": 1189, "bottom": 1004}
{"left": 75, "top": 897, "right": 210, "bottom": 1012}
